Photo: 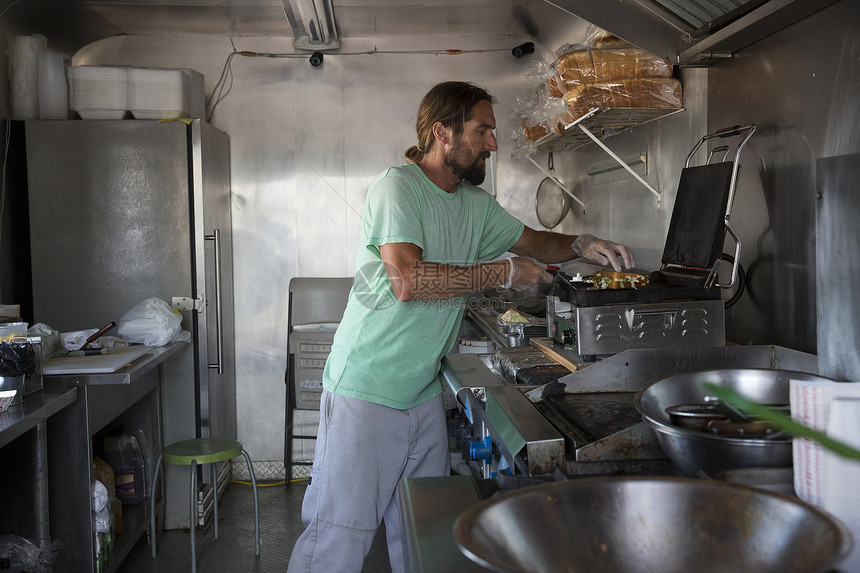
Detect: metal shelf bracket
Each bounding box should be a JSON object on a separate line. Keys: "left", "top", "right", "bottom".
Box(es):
{"left": 577, "top": 123, "right": 662, "bottom": 205}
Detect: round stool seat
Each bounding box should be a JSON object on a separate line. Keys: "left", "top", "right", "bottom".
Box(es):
{"left": 163, "top": 438, "right": 243, "bottom": 466}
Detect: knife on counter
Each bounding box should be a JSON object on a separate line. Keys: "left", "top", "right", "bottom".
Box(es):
{"left": 52, "top": 321, "right": 117, "bottom": 357}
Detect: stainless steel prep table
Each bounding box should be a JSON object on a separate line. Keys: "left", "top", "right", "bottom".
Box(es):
{"left": 0, "top": 386, "right": 78, "bottom": 552}
{"left": 42, "top": 342, "right": 185, "bottom": 572}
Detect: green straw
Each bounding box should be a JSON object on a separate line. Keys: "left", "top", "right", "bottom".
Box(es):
{"left": 701, "top": 382, "right": 860, "bottom": 461}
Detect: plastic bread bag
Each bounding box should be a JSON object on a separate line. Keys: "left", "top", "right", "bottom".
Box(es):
{"left": 511, "top": 88, "right": 545, "bottom": 145}
{"left": 552, "top": 24, "right": 672, "bottom": 94}
{"left": 556, "top": 24, "right": 632, "bottom": 57}
{"left": 514, "top": 83, "right": 571, "bottom": 143}
{"left": 561, "top": 77, "right": 684, "bottom": 122}
{"left": 557, "top": 48, "right": 672, "bottom": 92}
{"left": 117, "top": 297, "right": 192, "bottom": 346}
{"left": 522, "top": 56, "right": 556, "bottom": 86}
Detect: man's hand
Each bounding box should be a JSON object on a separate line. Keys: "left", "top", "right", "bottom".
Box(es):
{"left": 504, "top": 258, "right": 552, "bottom": 291}
{"left": 571, "top": 233, "right": 635, "bottom": 272}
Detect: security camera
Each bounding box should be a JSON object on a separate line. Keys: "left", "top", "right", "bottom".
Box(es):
{"left": 309, "top": 52, "right": 324, "bottom": 67}
{"left": 512, "top": 42, "right": 535, "bottom": 58}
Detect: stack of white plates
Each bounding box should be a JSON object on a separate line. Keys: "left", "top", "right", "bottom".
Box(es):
{"left": 38, "top": 52, "right": 69, "bottom": 119}
{"left": 128, "top": 68, "right": 190, "bottom": 119}
{"left": 71, "top": 66, "right": 128, "bottom": 119}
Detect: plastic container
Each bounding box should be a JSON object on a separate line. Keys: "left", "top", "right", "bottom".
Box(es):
{"left": 102, "top": 434, "right": 146, "bottom": 505}
{"left": 0, "top": 322, "right": 27, "bottom": 342}
{"left": 0, "top": 376, "right": 24, "bottom": 406}
{"left": 38, "top": 51, "right": 70, "bottom": 119}
{"left": 0, "top": 389, "right": 17, "bottom": 413}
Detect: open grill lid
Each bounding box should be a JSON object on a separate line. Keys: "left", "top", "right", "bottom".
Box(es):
{"left": 661, "top": 162, "right": 734, "bottom": 270}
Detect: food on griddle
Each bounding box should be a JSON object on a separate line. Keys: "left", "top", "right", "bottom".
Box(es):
{"left": 499, "top": 309, "right": 530, "bottom": 324}
{"left": 594, "top": 270, "right": 649, "bottom": 290}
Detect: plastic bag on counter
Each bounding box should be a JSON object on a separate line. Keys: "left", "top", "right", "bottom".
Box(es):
{"left": 60, "top": 331, "right": 125, "bottom": 351}
{"left": 0, "top": 534, "right": 62, "bottom": 573}
{"left": 117, "top": 297, "right": 191, "bottom": 346}
{"left": 27, "top": 323, "right": 63, "bottom": 355}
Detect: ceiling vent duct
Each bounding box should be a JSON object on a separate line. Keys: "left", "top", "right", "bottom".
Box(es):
{"left": 283, "top": 0, "right": 339, "bottom": 51}
{"left": 545, "top": 0, "right": 839, "bottom": 65}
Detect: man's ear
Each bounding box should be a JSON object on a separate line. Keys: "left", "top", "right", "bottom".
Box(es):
{"left": 432, "top": 122, "right": 452, "bottom": 146}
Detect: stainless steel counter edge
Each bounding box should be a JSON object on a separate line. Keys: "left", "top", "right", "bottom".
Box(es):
{"left": 0, "top": 387, "right": 78, "bottom": 449}
{"left": 524, "top": 344, "right": 820, "bottom": 401}
{"left": 399, "top": 476, "right": 488, "bottom": 573}
{"left": 43, "top": 342, "right": 187, "bottom": 387}
{"left": 441, "top": 354, "right": 565, "bottom": 476}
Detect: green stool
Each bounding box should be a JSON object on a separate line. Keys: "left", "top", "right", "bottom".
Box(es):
{"left": 149, "top": 438, "right": 260, "bottom": 572}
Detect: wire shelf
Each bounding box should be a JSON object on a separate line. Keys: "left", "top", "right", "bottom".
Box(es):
{"left": 512, "top": 107, "right": 686, "bottom": 157}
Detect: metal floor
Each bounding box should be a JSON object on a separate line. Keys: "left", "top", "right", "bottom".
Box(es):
{"left": 116, "top": 479, "right": 392, "bottom": 573}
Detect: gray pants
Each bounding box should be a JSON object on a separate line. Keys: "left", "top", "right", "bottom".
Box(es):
{"left": 287, "top": 389, "right": 449, "bottom": 573}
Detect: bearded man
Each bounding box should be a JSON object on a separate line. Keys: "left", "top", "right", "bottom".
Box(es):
{"left": 286, "top": 81, "right": 634, "bottom": 573}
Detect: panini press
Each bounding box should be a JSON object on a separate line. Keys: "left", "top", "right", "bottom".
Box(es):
{"left": 547, "top": 125, "right": 756, "bottom": 359}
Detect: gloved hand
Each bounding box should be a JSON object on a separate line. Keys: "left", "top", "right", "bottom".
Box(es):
{"left": 502, "top": 258, "right": 553, "bottom": 291}
{"left": 571, "top": 233, "right": 635, "bottom": 272}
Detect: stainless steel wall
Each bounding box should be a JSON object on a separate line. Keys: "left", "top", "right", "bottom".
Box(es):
{"left": 706, "top": 0, "right": 859, "bottom": 353}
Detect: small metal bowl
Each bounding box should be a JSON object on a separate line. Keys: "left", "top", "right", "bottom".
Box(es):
{"left": 665, "top": 404, "right": 727, "bottom": 431}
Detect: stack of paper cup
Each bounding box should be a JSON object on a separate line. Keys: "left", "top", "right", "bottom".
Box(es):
{"left": 790, "top": 378, "right": 860, "bottom": 505}
{"left": 9, "top": 35, "right": 47, "bottom": 120}
{"left": 822, "top": 397, "right": 860, "bottom": 573}
{"left": 38, "top": 52, "right": 70, "bottom": 119}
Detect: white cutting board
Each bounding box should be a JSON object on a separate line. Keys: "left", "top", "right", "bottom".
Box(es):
{"left": 42, "top": 345, "right": 155, "bottom": 375}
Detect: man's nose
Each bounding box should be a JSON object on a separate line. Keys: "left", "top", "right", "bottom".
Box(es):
{"left": 486, "top": 132, "right": 498, "bottom": 152}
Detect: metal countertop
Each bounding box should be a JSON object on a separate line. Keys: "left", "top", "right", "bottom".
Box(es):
{"left": 0, "top": 387, "right": 78, "bottom": 449}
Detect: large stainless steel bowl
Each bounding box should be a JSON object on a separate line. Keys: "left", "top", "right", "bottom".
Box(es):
{"left": 633, "top": 368, "right": 834, "bottom": 477}
{"left": 454, "top": 476, "right": 852, "bottom": 573}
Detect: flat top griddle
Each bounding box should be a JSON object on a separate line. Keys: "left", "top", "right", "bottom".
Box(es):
{"left": 545, "top": 392, "right": 642, "bottom": 447}
{"left": 550, "top": 270, "right": 721, "bottom": 307}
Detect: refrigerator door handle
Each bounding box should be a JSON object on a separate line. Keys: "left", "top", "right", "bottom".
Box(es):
{"left": 205, "top": 228, "right": 224, "bottom": 374}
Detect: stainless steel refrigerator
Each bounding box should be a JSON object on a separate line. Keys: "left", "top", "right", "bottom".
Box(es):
{"left": 24, "top": 119, "right": 236, "bottom": 530}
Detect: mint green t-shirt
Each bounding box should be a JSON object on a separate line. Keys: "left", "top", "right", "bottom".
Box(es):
{"left": 322, "top": 163, "right": 524, "bottom": 409}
